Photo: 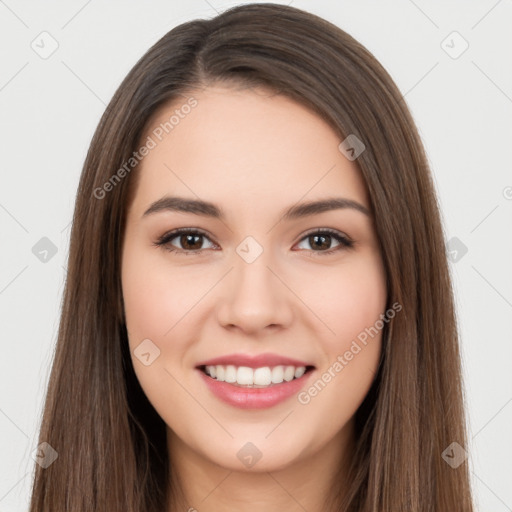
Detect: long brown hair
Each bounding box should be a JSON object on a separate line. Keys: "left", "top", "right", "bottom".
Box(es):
{"left": 29, "top": 3, "right": 473, "bottom": 511}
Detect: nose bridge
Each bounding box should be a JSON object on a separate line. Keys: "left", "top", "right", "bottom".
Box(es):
{"left": 216, "top": 238, "right": 293, "bottom": 332}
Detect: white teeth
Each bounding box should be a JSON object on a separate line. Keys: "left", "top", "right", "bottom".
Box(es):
{"left": 254, "top": 367, "right": 272, "bottom": 386}
{"left": 203, "top": 364, "right": 308, "bottom": 387}
{"left": 225, "top": 365, "right": 237, "bottom": 383}
{"left": 294, "top": 366, "right": 306, "bottom": 378}
{"left": 236, "top": 366, "right": 253, "bottom": 385}
{"left": 216, "top": 365, "right": 225, "bottom": 382}
{"left": 283, "top": 365, "right": 295, "bottom": 382}
{"left": 271, "top": 365, "right": 284, "bottom": 383}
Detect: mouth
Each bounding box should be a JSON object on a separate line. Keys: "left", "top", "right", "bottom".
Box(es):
{"left": 195, "top": 355, "right": 317, "bottom": 409}
{"left": 194, "top": 352, "right": 317, "bottom": 408}
{"left": 197, "top": 364, "right": 316, "bottom": 388}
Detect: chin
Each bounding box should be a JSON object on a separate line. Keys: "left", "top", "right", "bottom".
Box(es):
{"left": 200, "top": 434, "right": 311, "bottom": 473}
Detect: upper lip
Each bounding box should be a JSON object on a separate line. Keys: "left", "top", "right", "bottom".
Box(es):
{"left": 196, "top": 353, "right": 314, "bottom": 369}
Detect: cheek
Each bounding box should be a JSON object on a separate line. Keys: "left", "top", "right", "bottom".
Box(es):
{"left": 292, "top": 264, "right": 386, "bottom": 451}
{"left": 121, "top": 246, "right": 202, "bottom": 420}
{"left": 121, "top": 245, "right": 199, "bottom": 345}
{"left": 294, "top": 253, "right": 386, "bottom": 407}
{"left": 299, "top": 252, "right": 387, "bottom": 348}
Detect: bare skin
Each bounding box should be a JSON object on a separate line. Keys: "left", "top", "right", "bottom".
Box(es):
{"left": 121, "top": 84, "right": 387, "bottom": 511}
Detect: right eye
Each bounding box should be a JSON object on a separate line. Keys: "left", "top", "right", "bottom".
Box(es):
{"left": 154, "top": 228, "right": 217, "bottom": 254}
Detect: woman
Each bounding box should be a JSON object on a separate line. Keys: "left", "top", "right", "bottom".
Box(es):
{"left": 29, "top": 3, "right": 474, "bottom": 511}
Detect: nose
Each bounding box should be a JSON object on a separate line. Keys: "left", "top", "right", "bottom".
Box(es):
{"left": 216, "top": 251, "right": 294, "bottom": 335}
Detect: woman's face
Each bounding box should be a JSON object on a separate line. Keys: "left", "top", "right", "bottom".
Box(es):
{"left": 121, "top": 84, "right": 387, "bottom": 472}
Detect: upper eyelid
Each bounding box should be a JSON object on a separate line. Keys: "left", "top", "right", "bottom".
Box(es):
{"left": 299, "top": 227, "right": 350, "bottom": 239}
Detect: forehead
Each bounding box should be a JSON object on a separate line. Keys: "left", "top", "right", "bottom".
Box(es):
{"left": 130, "top": 85, "right": 369, "bottom": 217}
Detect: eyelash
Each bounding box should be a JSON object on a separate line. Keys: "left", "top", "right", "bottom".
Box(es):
{"left": 153, "top": 227, "right": 354, "bottom": 256}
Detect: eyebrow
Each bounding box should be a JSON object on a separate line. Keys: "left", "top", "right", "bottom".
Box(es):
{"left": 142, "top": 195, "right": 371, "bottom": 220}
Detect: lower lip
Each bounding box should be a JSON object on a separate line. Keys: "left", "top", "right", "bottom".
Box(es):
{"left": 197, "top": 369, "right": 314, "bottom": 409}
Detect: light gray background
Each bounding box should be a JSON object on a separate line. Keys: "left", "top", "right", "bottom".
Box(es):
{"left": 1, "top": 1, "right": 511, "bottom": 510}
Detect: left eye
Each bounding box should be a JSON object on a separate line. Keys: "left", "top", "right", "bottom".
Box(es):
{"left": 154, "top": 228, "right": 353, "bottom": 254}
{"left": 295, "top": 230, "right": 353, "bottom": 253}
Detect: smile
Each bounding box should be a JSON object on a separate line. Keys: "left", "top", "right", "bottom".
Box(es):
{"left": 200, "top": 364, "right": 310, "bottom": 387}
{"left": 195, "top": 354, "right": 316, "bottom": 409}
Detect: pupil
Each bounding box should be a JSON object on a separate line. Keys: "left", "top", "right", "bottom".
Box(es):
{"left": 311, "top": 234, "right": 330, "bottom": 250}
{"left": 182, "top": 234, "right": 202, "bottom": 250}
